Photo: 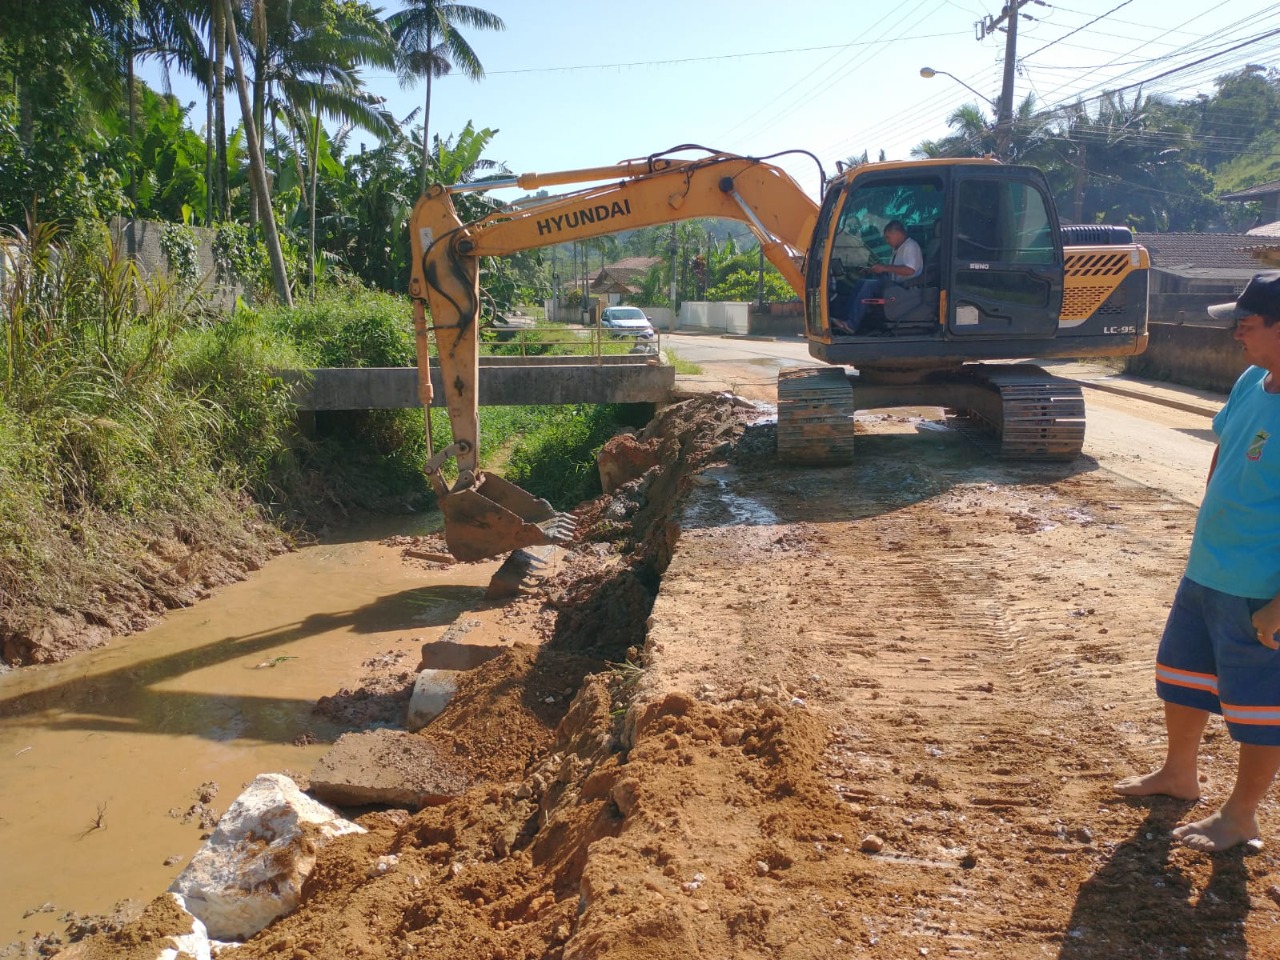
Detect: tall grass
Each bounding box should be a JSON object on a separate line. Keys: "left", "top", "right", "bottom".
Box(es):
{"left": 0, "top": 221, "right": 301, "bottom": 618}
{"left": 0, "top": 219, "right": 652, "bottom": 631}
{"left": 492, "top": 403, "right": 652, "bottom": 509}
{"left": 1, "top": 220, "right": 230, "bottom": 515}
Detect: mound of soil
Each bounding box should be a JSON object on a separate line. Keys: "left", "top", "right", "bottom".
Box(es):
{"left": 54, "top": 395, "right": 1279, "bottom": 960}
{"left": 54, "top": 394, "right": 754, "bottom": 960}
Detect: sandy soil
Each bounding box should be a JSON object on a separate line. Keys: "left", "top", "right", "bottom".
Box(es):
{"left": 54, "top": 394, "right": 1280, "bottom": 960}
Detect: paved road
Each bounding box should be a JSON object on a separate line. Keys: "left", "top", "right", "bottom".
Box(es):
{"left": 663, "top": 331, "right": 1225, "bottom": 507}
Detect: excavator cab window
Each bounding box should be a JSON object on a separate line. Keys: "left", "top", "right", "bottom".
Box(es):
{"left": 823, "top": 176, "right": 944, "bottom": 337}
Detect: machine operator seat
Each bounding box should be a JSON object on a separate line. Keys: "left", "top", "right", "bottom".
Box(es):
{"left": 873, "top": 229, "right": 939, "bottom": 336}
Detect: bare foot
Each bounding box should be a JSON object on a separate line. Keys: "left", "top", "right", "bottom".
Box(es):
{"left": 1112, "top": 768, "right": 1201, "bottom": 801}
{"left": 1172, "top": 810, "right": 1261, "bottom": 853}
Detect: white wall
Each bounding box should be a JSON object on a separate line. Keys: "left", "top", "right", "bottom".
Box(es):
{"left": 643, "top": 306, "right": 676, "bottom": 331}
{"left": 677, "top": 301, "right": 751, "bottom": 335}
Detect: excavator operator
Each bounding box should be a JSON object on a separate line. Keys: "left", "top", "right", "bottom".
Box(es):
{"left": 836, "top": 220, "right": 923, "bottom": 336}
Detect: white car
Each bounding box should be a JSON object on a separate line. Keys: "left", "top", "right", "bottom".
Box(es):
{"left": 599, "top": 306, "right": 656, "bottom": 340}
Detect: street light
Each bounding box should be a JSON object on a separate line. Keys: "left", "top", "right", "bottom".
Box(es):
{"left": 918, "top": 67, "right": 998, "bottom": 111}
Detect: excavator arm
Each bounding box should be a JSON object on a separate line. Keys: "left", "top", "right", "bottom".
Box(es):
{"left": 407, "top": 150, "right": 819, "bottom": 561}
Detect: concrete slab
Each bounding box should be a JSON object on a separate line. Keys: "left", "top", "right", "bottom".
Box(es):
{"left": 308, "top": 729, "right": 470, "bottom": 810}
{"left": 406, "top": 669, "right": 461, "bottom": 731}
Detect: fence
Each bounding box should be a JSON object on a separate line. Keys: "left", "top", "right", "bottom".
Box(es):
{"left": 485, "top": 323, "right": 661, "bottom": 360}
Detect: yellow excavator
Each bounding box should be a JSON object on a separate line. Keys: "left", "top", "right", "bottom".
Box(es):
{"left": 408, "top": 147, "right": 1148, "bottom": 561}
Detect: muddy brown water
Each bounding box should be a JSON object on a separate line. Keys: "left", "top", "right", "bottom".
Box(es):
{"left": 0, "top": 518, "right": 497, "bottom": 948}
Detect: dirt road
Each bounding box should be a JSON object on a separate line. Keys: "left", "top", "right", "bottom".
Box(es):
{"left": 57, "top": 387, "right": 1280, "bottom": 960}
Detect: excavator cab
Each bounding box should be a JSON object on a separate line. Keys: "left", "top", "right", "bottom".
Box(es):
{"left": 808, "top": 160, "right": 1075, "bottom": 351}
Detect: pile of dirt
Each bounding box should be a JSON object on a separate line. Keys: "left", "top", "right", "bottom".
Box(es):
{"left": 41, "top": 395, "right": 1280, "bottom": 960}
{"left": 574, "top": 394, "right": 748, "bottom": 569}
{"left": 52, "top": 394, "right": 756, "bottom": 960}
{"left": 312, "top": 649, "right": 419, "bottom": 731}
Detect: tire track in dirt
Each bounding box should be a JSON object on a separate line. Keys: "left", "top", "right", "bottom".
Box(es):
{"left": 629, "top": 434, "right": 1280, "bottom": 959}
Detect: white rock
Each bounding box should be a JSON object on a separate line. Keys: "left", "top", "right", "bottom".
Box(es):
{"left": 156, "top": 894, "right": 212, "bottom": 960}
{"left": 168, "top": 773, "right": 365, "bottom": 941}
{"left": 406, "top": 669, "right": 460, "bottom": 731}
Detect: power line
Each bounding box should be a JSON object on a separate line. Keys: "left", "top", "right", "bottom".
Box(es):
{"left": 367, "top": 31, "right": 968, "bottom": 82}
{"left": 1029, "top": 8, "right": 1278, "bottom": 108}
{"left": 1018, "top": 0, "right": 1136, "bottom": 62}
{"left": 906, "top": 23, "right": 1280, "bottom": 162}
{"left": 714, "top": 0, "right": 949, "bottom": 148}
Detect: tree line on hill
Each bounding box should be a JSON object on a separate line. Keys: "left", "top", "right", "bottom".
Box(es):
{"left": 905, "top": 66, "right": 1280, "bottom": 232}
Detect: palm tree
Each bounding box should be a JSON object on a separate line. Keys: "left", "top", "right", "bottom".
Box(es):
{"left": 246, "top": 0, "right": 397, "bottom": 290}
{"left": 911, "top": 104, "right": 995, "bottom": 159}
{"left": 117, "top": 0, "right": 205, "bottom": 213}
{"left": 386, "top": 1, "right": 504, "bottom": 191}
{"left": 218, "top": 0, "right": 290, "bottom": 304}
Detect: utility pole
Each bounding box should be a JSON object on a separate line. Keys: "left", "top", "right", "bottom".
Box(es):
{"left": 977, "top": 0, "right": 1039, "bottom": 160}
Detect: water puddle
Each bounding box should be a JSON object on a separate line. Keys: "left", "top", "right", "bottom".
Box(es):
{"left": 684, "top": 466, "right": 780, "bottom": 528}
{"left": 0, "top": 517, "right": 497, "bottom": 947}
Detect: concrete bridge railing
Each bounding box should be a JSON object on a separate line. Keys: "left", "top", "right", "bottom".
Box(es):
{"left": 287, "top": 354, "right": 675, "bottom": 411}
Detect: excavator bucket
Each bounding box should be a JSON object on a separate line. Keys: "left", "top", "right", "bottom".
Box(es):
{"left": 438, "top": 471, "right": 576, "bottom": 563}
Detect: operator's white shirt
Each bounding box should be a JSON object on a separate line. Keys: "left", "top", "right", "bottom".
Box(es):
{"left": 892, "top": 236, "right": 924, "bottom": 283}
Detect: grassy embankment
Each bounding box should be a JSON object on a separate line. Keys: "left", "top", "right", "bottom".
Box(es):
{"left": 0, "top": 222, "right": 654, "bottom": 658}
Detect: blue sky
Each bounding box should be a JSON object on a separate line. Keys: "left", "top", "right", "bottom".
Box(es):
{"left": 146, "top": 0, "right": 1280, "bottom": 200}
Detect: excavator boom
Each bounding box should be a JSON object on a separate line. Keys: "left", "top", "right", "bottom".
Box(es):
{"left": 407, "top": 150, "right": 819, "bottom": 561}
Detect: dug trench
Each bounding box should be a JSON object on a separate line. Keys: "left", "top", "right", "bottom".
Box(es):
{"left": 32, "top": 395, "right": 1280, "bottom": 959}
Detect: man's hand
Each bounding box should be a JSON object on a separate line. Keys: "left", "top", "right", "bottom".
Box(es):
{"left": 1251, "top": 599, "right": 1280, "bottom": 649}
{"left": 870, "top": 264, "right": 892, "bottom": 276}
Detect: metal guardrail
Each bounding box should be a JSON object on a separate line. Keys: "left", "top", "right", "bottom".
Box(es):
{"left": 483, "top": 321, "right": 661, "bottom": 360}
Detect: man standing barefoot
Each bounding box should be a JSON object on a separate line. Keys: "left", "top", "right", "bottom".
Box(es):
{"left": 1115, "top": 271, "right": 1280, "bottom": 852}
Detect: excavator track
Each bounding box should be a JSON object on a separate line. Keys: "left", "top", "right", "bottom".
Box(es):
{"left": 775, "top": 367, "right": 857, "bottom": 465}
{"left": 952, "top": 364, "right": 1085, "bottom": 461}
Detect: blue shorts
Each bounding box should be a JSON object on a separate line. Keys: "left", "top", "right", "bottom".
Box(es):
{"left": 1156, "top": 577, "right": 1280, "bottom": 745}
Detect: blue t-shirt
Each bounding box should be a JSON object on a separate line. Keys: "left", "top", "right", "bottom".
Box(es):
{"left": 1186, "top": 365, "right": 1280, "bottom": 599}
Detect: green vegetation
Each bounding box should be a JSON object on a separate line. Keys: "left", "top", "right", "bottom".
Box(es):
{"left": 481, "top": 403, "right": 650, "bottom": 509}
{"left": 0, "top": 219, "right": 644, "bottom": 640}
{"left": 664, "top": 350, "right": 703, "bottom": 376}
{"left": 911, "top": 66, "right": 1280, "bottom": 231}
{"left": 0, "top": 218, "right": 301, "bottom": 619}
